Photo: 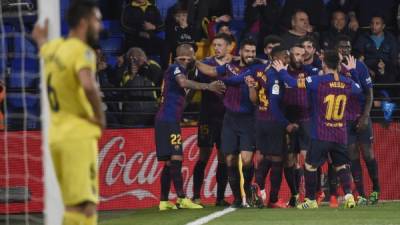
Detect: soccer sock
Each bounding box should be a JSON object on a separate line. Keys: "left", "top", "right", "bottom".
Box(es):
{"left": 170, "top": 160, "right": 185, "bottom": 198}
{"left": 242, "top": 164, "right": 253, "bottom": 195}
{"left": 365, "top": 159, "right": 380, "bottom": 192}
{"left": 193, "top": 160, "right": 206, "bottom": 200}
{"left": 294, "top": 167, "right": 302, "bottom": 192}
{"left": 316, "top": 167, "right": 322, "bottom": 192}
{"left": 304, "top": 169, "right": 317, "bottom": 200}
{"left": 216, "top": 162, "right": 228, "bottom": 201}
{"left": 63, "top": 211, "right": 86, "bottom": 225}
{"left": 351, "top": 159, "right": 365, "bottom": 196}
{"left": 284, "top": 166, "right": 298, "bottom": 196}
{"left": 160, "top": 164, "right": 171, "bottom": 201}
{"left": 337, "top": 167, "right": 353, "bottom": 195}
{"left": 255, "top": 159, "right": 268, "bottom": 190}
{"left": 327, "top": 164, "right": 338, "bottom": 196}
{"left": 269, "top": 161, "right": 283, "bottom": 203}
{"left": 85, "top": 214, "right": 97, "bottom": 225}
{"left": 227, "top": 165, "right": 241, "bottom": 201}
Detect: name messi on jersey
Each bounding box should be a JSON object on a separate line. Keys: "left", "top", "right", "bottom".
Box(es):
{"left": 329, "top": 81, "right": 346, "bottom": 89}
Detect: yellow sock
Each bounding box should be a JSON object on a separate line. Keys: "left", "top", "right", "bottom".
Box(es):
{"left": 85, "top": 214, "right": 97, "bottom": 225}
{"left": 63, "top": 211, "right": 86, "bottom": 225}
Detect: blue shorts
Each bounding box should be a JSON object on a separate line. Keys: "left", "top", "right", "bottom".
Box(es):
{"left": 287, "top": 121, "right": 311, "bottom": 153}
{"left": 256, "top": 121, "right": 286, "bottom": 156}
{"left": 197, "top": 114, "right": 223, "bottom": 149}
{"left": 155, "top": 120, "right": 183, "bottom": 161}
{"left": 306, "top": 139, "right": 349, "bottom": 167}
{"left": 347, "top": 118, "right": 374, "bottom": 145}
{"left": 221, "top": 111, "right": 255, "bottom": 155}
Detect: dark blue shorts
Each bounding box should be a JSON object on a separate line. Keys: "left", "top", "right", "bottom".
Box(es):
{"left": 287, "top": 121, "right": 311, "bottom": 153}
{"left": 347, "top": 118, "right": 373, "bottom": 145}
{"left": 221, "top": 111, "right": 255, "bottom": 155}
{"left": 256, "top": 121, "right": 286, "bottom": 156}
{"left": 155, "top": 120, "right": 183, "bottom": 161}
{"left": 197, "top": 120, "right": 223, "bottom": 149}
{"left": 306, "top": 139, "right": 350, "bottom": 167}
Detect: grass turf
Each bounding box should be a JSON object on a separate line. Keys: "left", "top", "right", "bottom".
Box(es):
{"left": 99, "top": 202, "right": 400, "bottom": 225}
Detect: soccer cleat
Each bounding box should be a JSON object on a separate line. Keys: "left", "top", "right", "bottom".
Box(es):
{"left": 287, "top": 194, "right": 299, "bottom": 207}
{"left": 215, "top": 199, "right": 230, "bottom": 207}
{"left": 250, "top": 184, "right": 264, "bottom": 208}
{"left": 297, "top": 198, "right": 318, "bottom": 209}
{"left": 329, "top": 195, "right": 339, "bottom": 208}
{"left": 230, "top": 199, "right": 243, "bottom": 208}
{"left": 344, "top": 194, "right": 356, "bottom": 209}
{"left": 159, "top": 201, "right": 178, "bottom": 211}
{"left": 316, "top": 191, "right": 325, "bottom": 206}
{"left": 192, "top": 198, "right": 202, "bottom": 205}
{"left": 260, "top": 189, "right": 267, "bottom": 202}
{"left": 356, "top": 196, "right": 368, "bottom": 206}
{"left": 369, "top": 191, "right": 379, "bottom": 205}
{"left": 177, "top": 198, "right": 204, "bottom": 209}
{"left": 268, "top": 199, "right": 288, "bottom": 208}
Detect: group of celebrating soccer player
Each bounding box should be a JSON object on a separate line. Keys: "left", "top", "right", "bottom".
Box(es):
{"left": 155, "top": 31, "right": 381, "bottom": 211}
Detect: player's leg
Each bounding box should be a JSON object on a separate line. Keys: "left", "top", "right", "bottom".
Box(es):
{"left": 254, "top": 122, "right": 270, "bottom": 203}
{"left": 359, "top": 119, "right": 380, "bottom": 204}
{"left": 214, "top": 122, "right": 229, "bottom": 206}
{"left": 226, "top": 153, "right": 242, "bottom": 207}
{"left": 51, "top": 139, "right": 99, "bottom": 225}
{"left": 284, "top": 152, "right": 299, "bottom": 207}
{"left": 327, "top": 162, "right": 339, "bottom": 208}
{"left": 331, "top": 143, "right": 356, "bottom": 208}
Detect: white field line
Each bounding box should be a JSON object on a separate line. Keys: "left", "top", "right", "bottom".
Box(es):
{"left": 185, "top": 207, "right": 237, "bottom": 225}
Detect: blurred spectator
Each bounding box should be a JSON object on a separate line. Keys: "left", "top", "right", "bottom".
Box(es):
{"left": 244, "top": 0, "right": 281, "bottom": 52}
{"left": 121, "top": 0, "right": 168, "bottom": 69}
{"left": 280, "top": 0, "right": 328, "bottom": 31}
{"left": 207, "top": 21, "right": 237, "bottom": 56}
{"left": 354, "top": 15, "right": 398, "bottom": 86}
{"left": 281, "top": 10, "right": 319, "bottom": 48}
{"left": 94, "top": 47, "right": 121, "bottom": 128}
{"left": 118, "top": 48, "right": 160, "bottom": 127}
{"left": 166, "top": 6, "right": 195, "bottom": 60}
{"left": 259, "top": 35, "right": 282, "bottom": 61}
{"left": 321, "top": 10, "right": 357, "bottom": 50}
{"left": 165, "top": 0, "right": 189, "bottom": 32}
{"left": 189, "top": 0, "right": 233, "bottom": 40}
{"left": 301, "top": 35, "right": 322, "bottom": 70}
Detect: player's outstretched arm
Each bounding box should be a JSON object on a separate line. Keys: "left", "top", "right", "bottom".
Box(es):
{"left": 32, "top": 18, "right": 49, "bottom": 48}
{"left": 78, "top": 68, "right": 106, "bottom": 130}
{"left": 176, "top": 75, "right": 226, "bottom": 94}
{"left": 245, "top": 76, "right": 258, "bottom": 105}
{"left": 195, "top": 60, "right": 219, "bottom": 77}
{"left": 273, "top": 60, "right": 306, "bottom": 89}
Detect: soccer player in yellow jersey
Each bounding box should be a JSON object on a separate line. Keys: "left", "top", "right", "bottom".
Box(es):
{"left": 32, "top": 1, "right": 104, "bottom": 225}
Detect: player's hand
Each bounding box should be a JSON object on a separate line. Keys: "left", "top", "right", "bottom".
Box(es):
{"left": 356, "top": 115, "right": 369, "bottom": 132}
{"left": 32, "top": 18, "right": 49, "bottom": 48}
{"left": 272, "top": 60, "right": 288, "bottom": 72}
{"left": 208, "top": 80, "right": 226, "bottom": 94}
{"left": 143, "top": 21, "right": 156, "bottom": 31}
{"left": 245, "top": 76, "right": 256, "bottom": 88}
{"left": 286, "top": 123, "right": 299, "bottom": 133}
{"left": 349, "top": 18, "right": 359, "bottom": 31}
{"left": 341, "top": 55, "right": 356, "bottom": 71}
{"left": 87, "top": 116, "right": 106, "bottom": 131}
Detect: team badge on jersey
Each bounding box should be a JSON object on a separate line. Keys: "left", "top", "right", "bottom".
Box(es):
{"left": 174, "top": 66, "right": 182, "bottom": 75}
{"left": 272, "top": 83, "right": 280, "bottom": 95}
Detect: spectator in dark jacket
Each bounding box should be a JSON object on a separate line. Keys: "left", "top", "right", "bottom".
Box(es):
{"left": 354, "top": 15, "right": 398, "bottom": 85}
{"left": 244, "top": 0, "right": 281, "bottom": 52}
{"left": 281, "top": 10, "right": 319, "bottom": 48}
{"left": 121, "top": 0, "right": 168, "bottom": 69}
{"left": 321, "top": 10, "right": 357, "bottom": 50}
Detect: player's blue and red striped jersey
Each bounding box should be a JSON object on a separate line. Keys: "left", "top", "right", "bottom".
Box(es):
{"left": 282, "top": 66, "right": 318, "bottom": 121}
{"left": 196, "top": 57, "right": 225, "bottom": 119}
{"left": 340, "top": 60, "right": 372, "bottom": 121}
{"left": 156, "top": 63, "right": 187, "bottom": 122}
{"left": 281, "top": 71, "right": 362, "bottom": 144}
{"left": 215, "top": 60, "right": 254, "bottom": 114}
{"left": 251, "top": 64, "right": 289, "bottom": 125}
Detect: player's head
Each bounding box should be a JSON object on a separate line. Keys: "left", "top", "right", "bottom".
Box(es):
{"left": 263, "top": 35, "right": 282, "bottom": 59}
{"left": 217, "top": 22, "right": 232, "bottom": 35}
{"left": 176, "top": 43, "right": 195, "bottom": 68}
{"left": 291, "top": 10, "right": 310, "bottom": 33}
{"left": 290, "top": 44, "right": 305, "bottom": 69}
{"left": 271, "top": 46, "right": 290, "bottom": 66}
{"left": 301, "top": 35, "right": 317, "bottom": 62}
{"left": 331, "top": 10, "right": 347, "bottom": 31}
{"left": 239, "top": 38, "right": 257, "bottom": 65}
{"left": 322, "top": 50, "right": 340, "bottom": 71}
{"left": 370, "top": 15, "right": 385, "bottom": 36}
{"left": 213, "top": 33, "right": 232, "bottom": 59}
{"left": 67, "top": 0, "right": 102, "bottom": 48}
{"left": 335, "top": 35, "right": 352, "bottom": 57}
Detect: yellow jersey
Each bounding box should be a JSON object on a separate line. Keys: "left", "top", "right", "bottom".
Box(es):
{"left": 40, "top": 37, "right": 101, "bottom": 143}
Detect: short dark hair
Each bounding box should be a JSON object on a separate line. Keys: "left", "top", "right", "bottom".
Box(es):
{"left": 263, "top": 35, "right": 282, "bottom": 48}
{"left": 371, "top": 14, "right": 385, "bottom": 23}
{"left": 214, "top": 33, "right": 233, "bottom": 45}
{"left": 291, "top": 9, "right": 307, "bottom": 21}
{"left": 240, "top": 37, "right": 257, "bottom": 49}
{"left": 271, "top": 45, "right": 288, "bottom": 57}
{"left": 300, "top": 35, "right": 317, "bottom": 48}
{"left": 334, "top": 35, "right": 352, "bottom": 48}
{"left": 290, "top": 43, "right": 304, "bottom": 51}
{"left": 323, "top": 50, "right": 340, "bottom": 70}
{"left": 216, "top": 22, "right": 231, "bottom": 32}
{"left": 66, "top": 0, "right": 98, "bottom": 29}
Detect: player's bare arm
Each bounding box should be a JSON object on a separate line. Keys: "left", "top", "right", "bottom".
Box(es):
{"left": 32, "top": 18, "right": 49, "bottom": 48}
{"left": 175, "top": 74, "right": 226, "bottom": 95}
{"left": 245, "top": 76, "right": 258, "bottom": 105}
{"left": 195, "top": 60, "right": 219, "bottom": 77}
{"left": 78, "top": 68, "right": 106, "bottom": 130}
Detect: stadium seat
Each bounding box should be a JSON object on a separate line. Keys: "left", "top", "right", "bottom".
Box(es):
{"left": 99, "top": 36, "right": 122, "bottom": 56}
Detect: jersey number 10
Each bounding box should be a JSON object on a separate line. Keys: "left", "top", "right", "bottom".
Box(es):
{"left": 324, "top": 94, "right": 347, "bottom": 121}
